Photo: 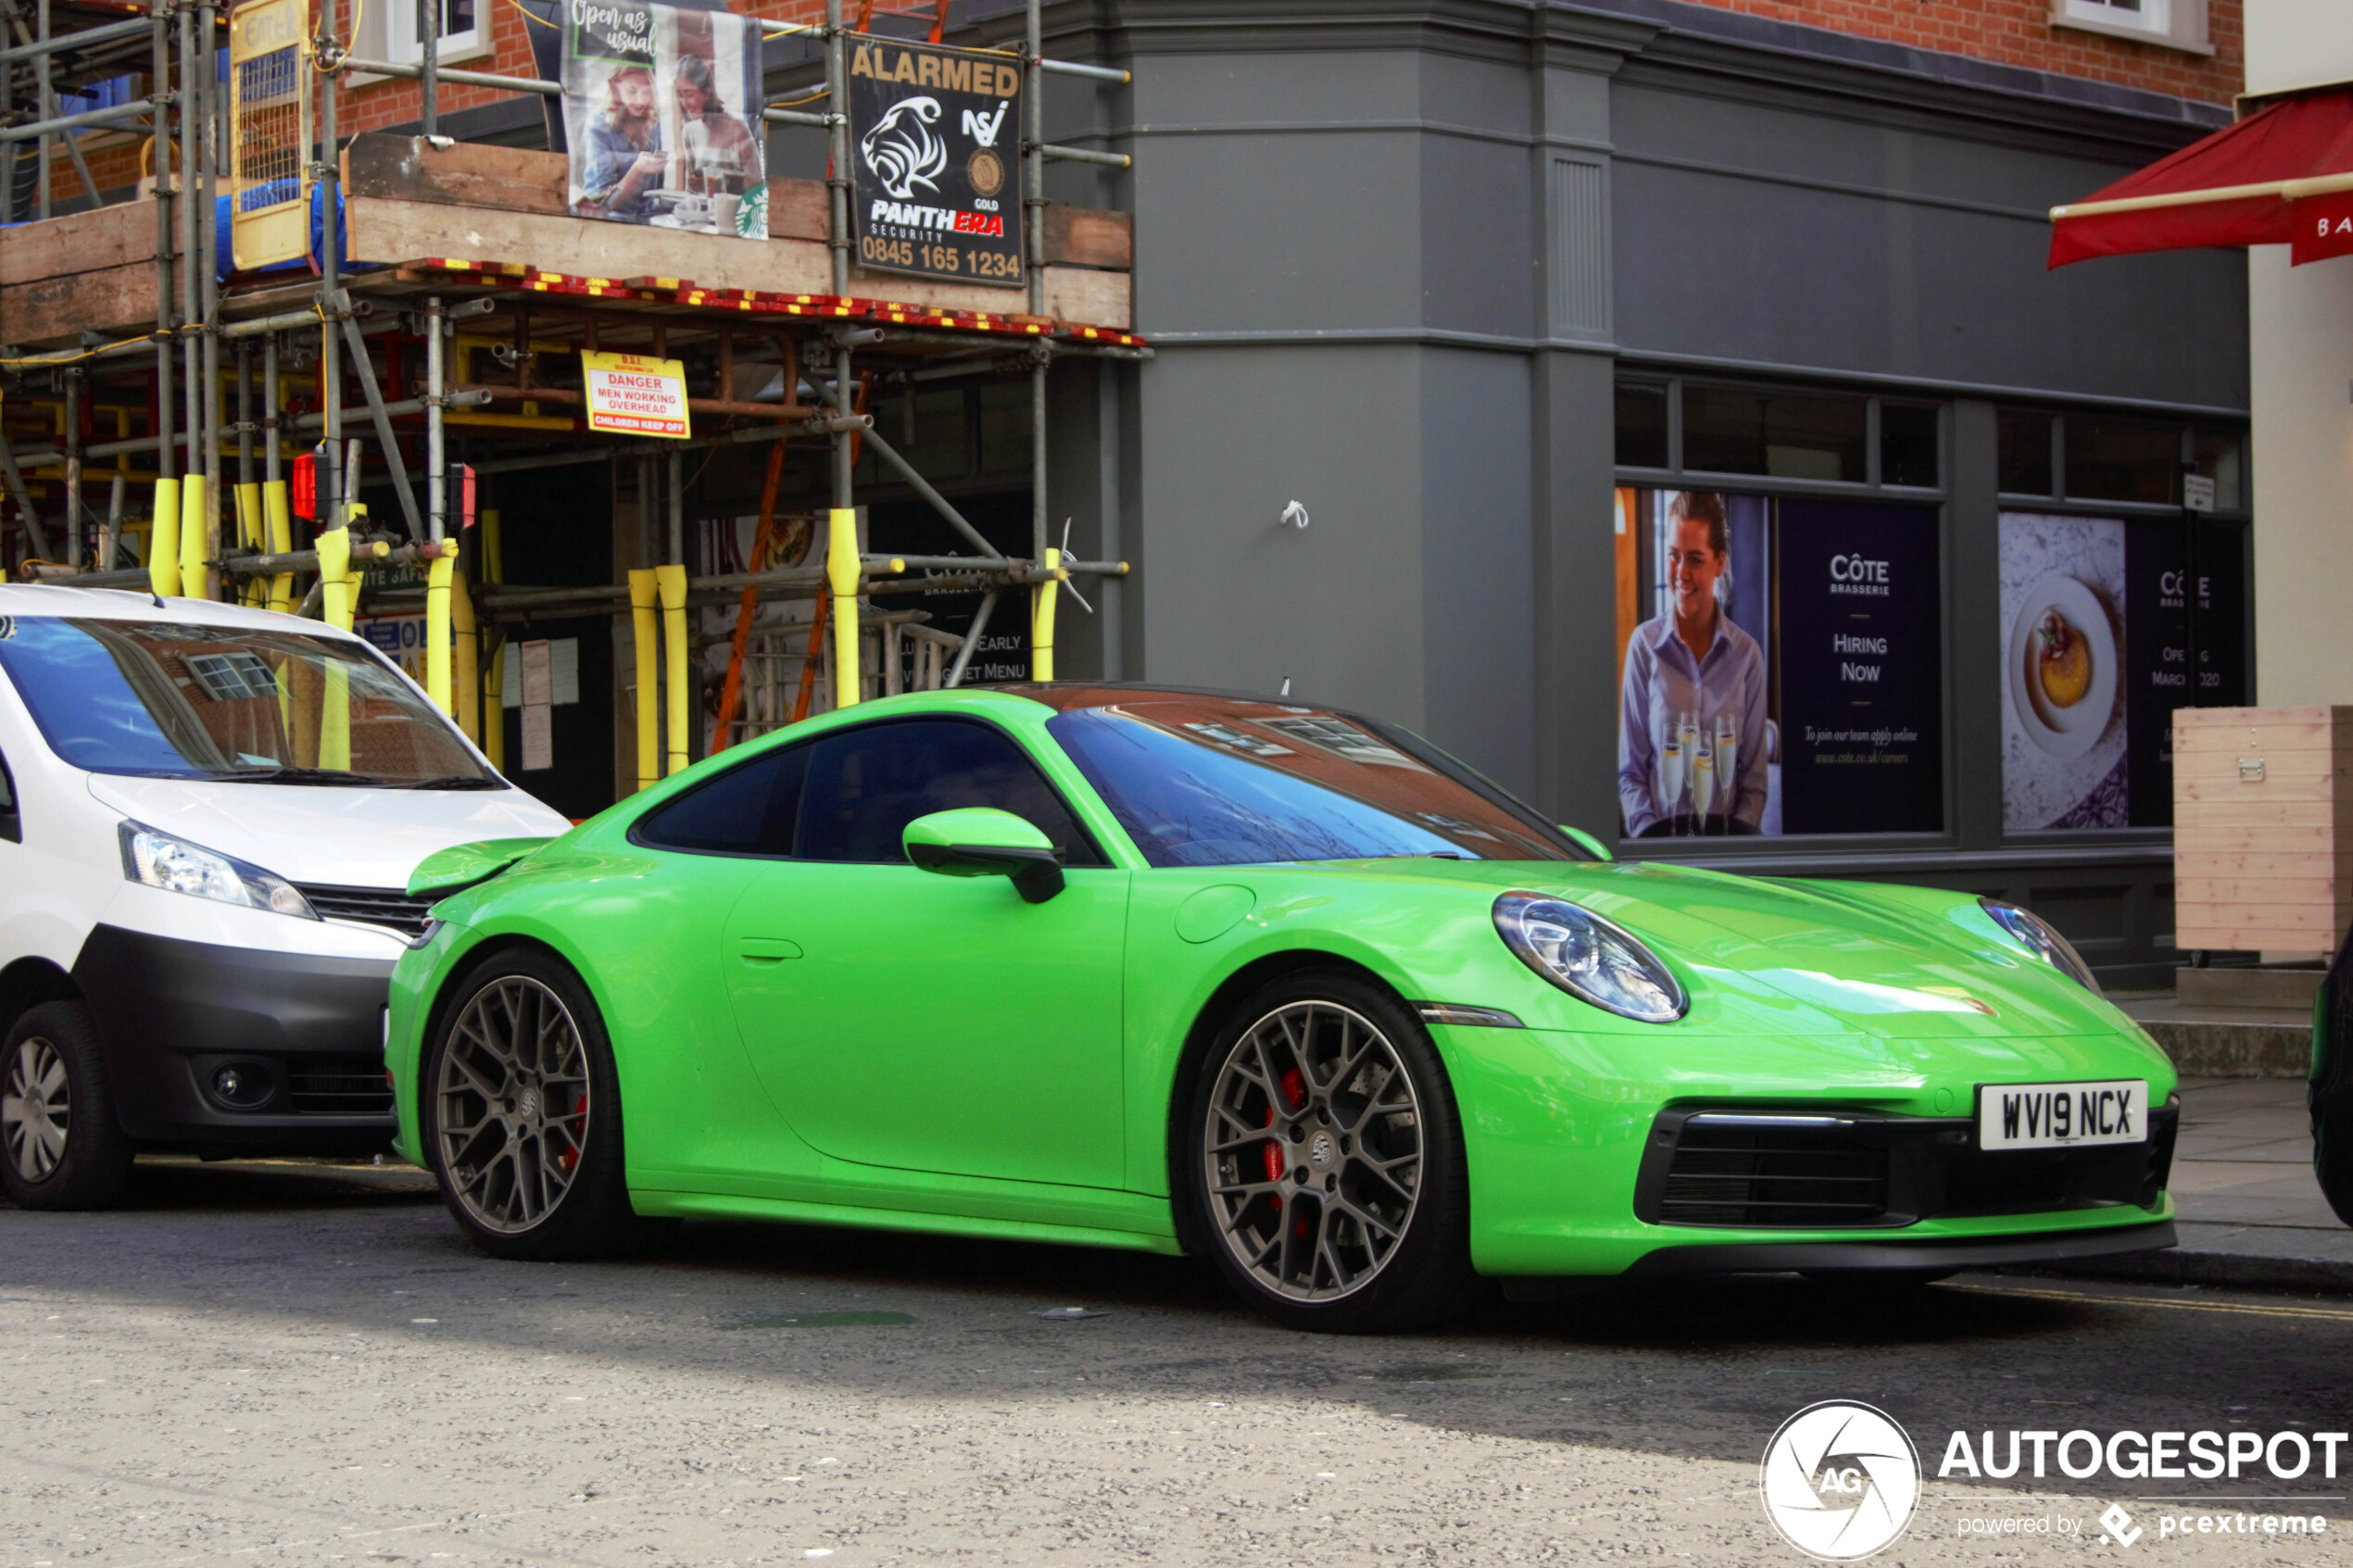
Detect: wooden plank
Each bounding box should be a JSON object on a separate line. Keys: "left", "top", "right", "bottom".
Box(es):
{"left": 2174, "top": 823, "right": 2339, "bottom": 854}
{"left": 2173, "top": 850, "right": 2353, "bottom": 879}
{"left": 2176, "top": 878, "right": 2340, "bottom": 906}
{"left": 0, "top": 199, "right": 160, "bottom": 287}
{"left": 767, "top": 178, "right": 828, "bottom": 244}
{"left": 346, "top": 195, "right": 1133, "bottom": 327}
{"left": 2178, "top": 773, "right": 2346, "bottom": 803}
{"left": 0, "top": 260, "right": 158, "bottom": 345}
{"left": 1043, "top": 202, "right": 1132, "bottom": 269}
{"left": 2173, "top": 797, "right": 2338, "bottom": 826}
{"left": 2178, "top": 921, "right": 2341, "bottom": 950}
{"left": 343, "top": 133, "right": 567, "bottom": 217}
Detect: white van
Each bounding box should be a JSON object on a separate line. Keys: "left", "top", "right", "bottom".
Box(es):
{"left": 0, "top": 583, "right": 570, "bottom": 1209}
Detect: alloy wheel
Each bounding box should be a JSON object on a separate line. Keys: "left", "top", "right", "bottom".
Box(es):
{"left": 435, "top": 975, "right": 593, "bottom": 1234}
{"left": 2, "top": 1036, "right": 69, "bottom": 1184}
{"left": 1202, "top": 1000, "right": 1425, "bottom": 1303}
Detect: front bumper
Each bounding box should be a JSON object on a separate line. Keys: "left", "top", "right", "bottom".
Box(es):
{"left": 72, "top": 923, "right": 398, "bottom": 1152}
{"left": 1619, "top": 1217, "right": 2177, "bottom": 1277}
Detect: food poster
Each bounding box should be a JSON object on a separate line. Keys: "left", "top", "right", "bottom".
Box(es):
{"left": 1614, "top": 490, "right": 1943, "bottom": 839}
{"left": 1999, "top": 513, "right": 2128, "bottom": 830}
{"left": 563, "top": 0, "right": 766, "bottom": 235}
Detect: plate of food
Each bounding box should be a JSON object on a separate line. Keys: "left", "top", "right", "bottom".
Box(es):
{"left": 2007, "top": 574, "right": 2119, "bottom": 759}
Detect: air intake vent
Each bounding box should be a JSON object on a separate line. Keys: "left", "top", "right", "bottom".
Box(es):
{"left": 285, "top": 1057, "right": 393, "bottom": 1117}
{"left": 296, "top": 884, "right": 436, "bottom": 938}
{"left": 1657, "top": 1117, "right": 1890, "bottom": 1228}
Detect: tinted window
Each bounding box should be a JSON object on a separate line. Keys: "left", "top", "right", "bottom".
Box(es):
{"left": 635, "top": 744, "right": 806, "bottom": 855}
{"left": 1046, "top": 702, "right": 1576, "bottom": 868}
{"left": 1880, "top": 403, "right": 1939, "bottom": 487}
{"left": 1615, "top": 380, "right": 1668, "bottom": 469}
{"left": 2066, "top": 417, "right": 2179, "bottom": 505}
{"left": 0, "top": 749, "right": 16, "bottom": 843}
{"left": 1682, "top": 385, "right": 1866, "bottom": 483}
{"left": 795, "top": 719, "right": 1100, "bottom": 865}
{"left": 1997, "top": 408, "right": 2054, "bottom": 495}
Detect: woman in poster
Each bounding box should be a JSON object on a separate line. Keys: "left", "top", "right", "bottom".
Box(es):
{"left": 673, "top": 53, "right": 759, "bottom": 198}
{"left": 1617, "top": 491, "right": 1770, "bottom": 836}
{"left": 577, "top": 65, "right": 666, "bottom": 221}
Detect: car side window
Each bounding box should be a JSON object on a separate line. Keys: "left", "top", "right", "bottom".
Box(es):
{"left": 0, "top": 748, "right": 16, "bottom": 844}
{"left": 633, "top": 743, "right": 808, "bottom": 857}
{"left": 795, "top": 718, "right": 1104, "bottom": 867}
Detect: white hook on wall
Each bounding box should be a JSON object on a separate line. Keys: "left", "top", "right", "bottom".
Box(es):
{"left": 1280, "top": 499, "right": 1310, "bottom": 531}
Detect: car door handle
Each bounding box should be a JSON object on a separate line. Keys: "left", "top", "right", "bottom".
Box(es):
{"left": 736, "top": 937, "right": 803, "bottom": 963}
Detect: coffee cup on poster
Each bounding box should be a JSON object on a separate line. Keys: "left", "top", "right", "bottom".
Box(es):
{"left": 711, "top": 192, "right": 741, "bottom": 232}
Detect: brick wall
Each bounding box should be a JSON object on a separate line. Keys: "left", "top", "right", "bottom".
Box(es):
{"left": 1676, "top": 0, "right": 2241, "bottom": 105}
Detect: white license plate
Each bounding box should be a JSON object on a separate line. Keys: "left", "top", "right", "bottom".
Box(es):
{"left": 1977, "top": 1080, "right": 2150, "bottom": 1150}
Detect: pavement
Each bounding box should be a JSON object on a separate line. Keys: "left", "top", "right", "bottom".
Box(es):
{"left": 6, "top": 1160, "right": 2353, "bottom": 1565}
{"left": 2047, "top": 1075, "right": 2353, "bottom": 1292}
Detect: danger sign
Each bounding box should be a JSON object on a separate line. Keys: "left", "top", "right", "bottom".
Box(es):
{"left": 583, "top": 351, "right": 691, "bottom": 438}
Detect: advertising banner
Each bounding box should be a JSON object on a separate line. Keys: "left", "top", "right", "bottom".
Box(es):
{"left": 1614, "top": 489, "right": 1943, "bottom": 838}
{"left": 583, "top": 351, "right": 691, "bottom": 438}
{"left": 847, "top": 35, "right": 1026, "bottom": 287}
{"left": 562, "top": 0, "right": 766, "bottom": 236}
{"left": 2001, "top": 512, "right": 2246, "bottom": 830}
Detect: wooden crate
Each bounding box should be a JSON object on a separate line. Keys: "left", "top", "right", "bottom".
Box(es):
{"left": 2174, "top": 706, "right": 2353, "bottom": 953}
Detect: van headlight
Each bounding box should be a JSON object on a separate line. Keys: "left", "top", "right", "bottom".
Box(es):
{"left": 120, "top": 822, "right": 317, "bottom": 920}
{"left": 1978, "top": 897, "right": 2099, "bottom": 993}
{"left": 1493, "top": 892, "right": 1686, "bottom": 1022}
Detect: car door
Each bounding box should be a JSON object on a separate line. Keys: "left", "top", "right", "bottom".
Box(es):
{"left": 721, "top": 716, "right": 1130, "bottom": 1189}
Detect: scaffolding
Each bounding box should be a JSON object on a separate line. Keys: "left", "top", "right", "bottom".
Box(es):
{"left": 1, "top": 0, "right": 1143, "bottom": 786}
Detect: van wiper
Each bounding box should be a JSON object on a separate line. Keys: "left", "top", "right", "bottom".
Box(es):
{"left": 385, "top": 774, "right": 505, "bottom": 790}
{"left": 220, "top": 766, "right": 389, "bottom": 786}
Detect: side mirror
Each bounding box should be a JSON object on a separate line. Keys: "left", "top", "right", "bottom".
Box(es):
{"left": 903, "top": 808, "right": 1065, "bottom": 903}
{"left": 1558, "top": 824, "right": 1614, "bottom": 862}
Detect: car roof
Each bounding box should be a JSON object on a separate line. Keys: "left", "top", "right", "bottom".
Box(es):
{"left": 0, "top": 583, "right": 364, "bottom": 641}
{"left": 977, "top": 681, "right": 1347, "bottom": 715}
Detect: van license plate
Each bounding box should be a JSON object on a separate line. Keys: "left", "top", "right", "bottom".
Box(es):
{"left": 1977, "top": 1080, "right": 2148, "bottom": 1150}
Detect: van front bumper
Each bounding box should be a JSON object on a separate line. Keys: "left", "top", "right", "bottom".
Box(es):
{"left": 72, "top": 924, "right": 398, "bottom": 1153}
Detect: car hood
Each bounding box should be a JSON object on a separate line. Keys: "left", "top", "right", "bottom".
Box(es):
{"left": 1312, "top": 856, "right": 2127, "bottom": 1039}
{"left": 86, "top": 773, "right": 573, "bottom": 888}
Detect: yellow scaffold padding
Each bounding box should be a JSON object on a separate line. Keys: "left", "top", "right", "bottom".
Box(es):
{"left": 177, "top": 475, "right": 208, "bottom": 599}
{"left": 826, "top": 508, "right": 861, "bottom": 709}
{"left": 263, "top": 481, "right": 294, "bottom": 613}
{"left": 452, "top": 569, "right": 480, "bottom": 743}
{"left": 148, "top": 478, "right": 181, "bottom": 597}
{"left": 315, "top": 527, "right": 355, "bottom": 771}
{"left": 629, "top": 568, "right": 660, "bottom": 792}
{"left": 317, "top": 525, "right": 354, "bottom": 631}
{"left": 233, "top": 483, "right": 263, "bottom": 605}
{"left": 425, "top": 552, "right": 456, "bottom": 715}
{"left": 1031, "top": 546, "right": 1063, "bottom": 684}
{"left": 656, "top": 563, "right": 689, "bottom": 777}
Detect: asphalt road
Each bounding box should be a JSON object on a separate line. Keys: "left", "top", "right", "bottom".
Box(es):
{"left": 3, "top": 1160, "right": 2349, "bottom": 1567}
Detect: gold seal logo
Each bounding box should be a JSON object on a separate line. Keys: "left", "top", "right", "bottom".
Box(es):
{"left": 967, "top": 147, "right": 1004, "bottom": 197}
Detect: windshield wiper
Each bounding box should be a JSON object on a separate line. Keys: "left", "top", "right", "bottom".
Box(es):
{"left": 220, "top": 766, "right": 390, "bottom": 786}
{"left": 384, "top": 774, "right": 506, "bottom": 791}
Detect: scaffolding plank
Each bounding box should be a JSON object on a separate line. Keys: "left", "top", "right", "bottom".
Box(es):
{"left": 1042, "top": 204, "right": 1132, "bottom": 270}
{"left": 342, "top": 134, "right": 567, "bottom": 216}
{"left": 0, "top": 198, "right": 161, "bottom": 288}
{"left": 0, "top": 260, "right": 157, "bottom": 345}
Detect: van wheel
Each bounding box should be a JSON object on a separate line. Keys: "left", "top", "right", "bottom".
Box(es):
{"left": 2, "top": 1000, "right": 133, "bottom": 1210}
{"left": 422, "top": 950, "right": 665, "bottom": 1261}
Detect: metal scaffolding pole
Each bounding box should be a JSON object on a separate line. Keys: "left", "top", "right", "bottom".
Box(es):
{"left": 426, "top": 296, "right": 447, "bottom": 543}
{"left": 318, "top": 13, "right": 342, "bottom": 533}
{"left": 824, "top": 0, "right": 847, "bottom": 297}
{"left": 151, "top": 0, "right": 175, "bottom": 494}
{"left": 62, "top": 367, "right": 83, "bottom": 567}
{"left": 418, "top": 0, "right": 436, "bottom": 134}
{"left": 34, "top": 0, "right": 50, "bottom": 219}
{"left": 199, "top": 0, "right": 222, "bottom": 597}
{"left": 262, "top": 332, "right": 282, "bottom": 485}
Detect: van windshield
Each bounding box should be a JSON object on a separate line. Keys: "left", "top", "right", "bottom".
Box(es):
{"left": 0, "top": 616, "right": 498, "bottom": 786}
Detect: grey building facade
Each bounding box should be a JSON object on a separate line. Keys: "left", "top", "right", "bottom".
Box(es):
{"left": 966, "top": 0, "right": 2246, "bottom": 985}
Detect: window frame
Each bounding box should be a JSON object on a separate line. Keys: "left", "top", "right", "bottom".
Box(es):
{"left": 353, "top": 0, "right": 489, "bottom": 76}
{"left": 2050, "top": 0, "right": 2211, "bottom": 56}
{"left": 1614, "top": 376, "right": 1948, "bottom": 498}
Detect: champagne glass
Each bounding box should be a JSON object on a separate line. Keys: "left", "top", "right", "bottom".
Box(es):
{"left": 1691, "top": 747, "right": 1717, "bottom": 828}
{"left": 1675, "top": 711, "right": 1700, "bottom": 834}
{"left": 1658, "top": 739, "right": 1684, "bottom": 837}
{"left": 1714, "top": 715, "right": 1739, "bottom": 828}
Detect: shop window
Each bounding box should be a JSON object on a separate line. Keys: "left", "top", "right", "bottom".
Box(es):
{"left": 1615, "top": 381, "right": 1668, "bottom": 470}
{"left": 2065, "top": 418, "right": 2179, "bottom": 506}
{"left": 2192, "top": 428, "right": 2245, "bottom": 511}
{"left": 1682, "top": 386, "right": 1866, "bottom": 483}
{"left": 1880, "top": 404, "right": 1939, "bottom": 488}
{"left": 1997, "top": 409, "right": 2055, "bottom": 496}
{"left": 978, "top": 381, "right": 1029, "bottom": 473}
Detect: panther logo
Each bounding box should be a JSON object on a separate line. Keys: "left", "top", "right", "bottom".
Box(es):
{"left": 860, "top": 96, "right": 948, "bottom": 200}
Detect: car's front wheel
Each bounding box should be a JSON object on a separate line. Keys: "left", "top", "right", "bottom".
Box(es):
{"left": 1, "top": 1000, "right": 133, "bottom": 1210}
{"left": 422, "top": 950, "right": 662, "bottom": 1261}
{"left": 1185, "top": 970, "right": 1475, "bottom": 1333}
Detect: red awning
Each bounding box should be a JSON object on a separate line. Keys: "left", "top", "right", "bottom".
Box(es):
{"left": 2049, "top": 85, "right": 2353, "bottom": 269}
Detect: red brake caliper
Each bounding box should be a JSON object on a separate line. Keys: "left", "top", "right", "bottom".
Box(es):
{"left": 1267, "top": 1069, "right": 1311, "bottom": 1235}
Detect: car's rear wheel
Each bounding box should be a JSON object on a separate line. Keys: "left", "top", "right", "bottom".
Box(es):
{"left": 1, "top": 1000, "right": 133, "bottom": 1210}
{"left": 1186, "top": 970, "right": 1475, "bottom": 1333}
{"left": 423, "top": 950, "right": 663, "bottom": 1261}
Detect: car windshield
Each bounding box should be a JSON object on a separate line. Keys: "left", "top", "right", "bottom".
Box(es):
{"left": 1045, "top": 699, "right": 1577, "bottom": 867}
{"left": 0, "top": 615, "right": 497, "bottom": 785}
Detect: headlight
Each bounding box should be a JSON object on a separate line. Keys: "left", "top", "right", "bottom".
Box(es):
{"left": 119, "top": 822, "right": 317, "bottom": 920}
{"left": 1978, "top": 897, "right": 2098, "bottom": 993}
{"left": 1493, "top": 892, "right": 1686, "bottom": 1022}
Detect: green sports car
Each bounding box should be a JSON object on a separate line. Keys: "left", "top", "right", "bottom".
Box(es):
{"left": 386, "top": 684, "right": 2178, "bottom": 1331}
